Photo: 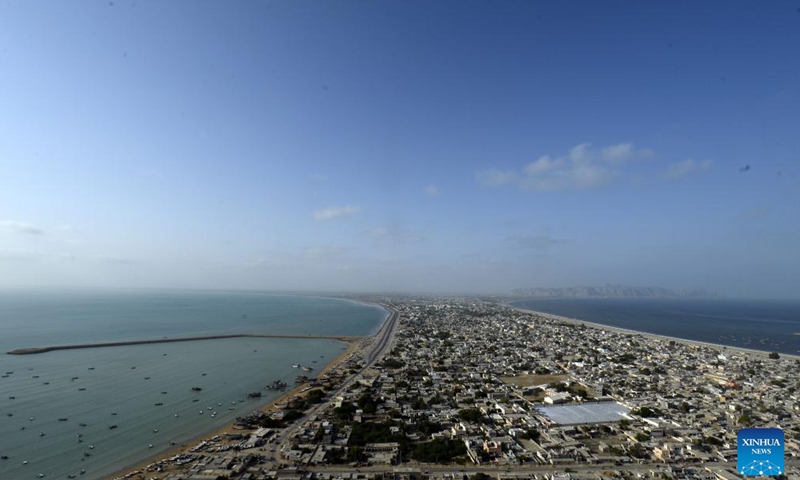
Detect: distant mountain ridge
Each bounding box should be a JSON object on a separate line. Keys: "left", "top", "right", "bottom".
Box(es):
{"left": 511, "top": 284, "right": 722, "bottom": 299}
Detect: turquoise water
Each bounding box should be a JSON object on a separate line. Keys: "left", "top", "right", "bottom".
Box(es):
{"left": 0, "top": 290, "right": 387, "bottom": 479}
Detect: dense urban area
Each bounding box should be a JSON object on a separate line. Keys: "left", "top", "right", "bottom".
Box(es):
{"left": 119, "top": 298, "right": 799, "bottom": 480}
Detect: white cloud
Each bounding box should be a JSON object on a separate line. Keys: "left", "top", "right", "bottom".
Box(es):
{"left": 600, "top": 143, "right": 653, "bottom": 164}
{"left": 478, "top": 142, "right": 652, "bottom": 192}
{"left": 0, "top": 220, "right": 45, "bottom": 235}
{"left": 365, "top": 226, "right": 425, "bottom": 244}
{"left": 424, "top": 184, "right": 439, "bottom": 196}
{"left": 664, "top": 159, "right": 713, "bottom": 179}
{"left": 312, "top": 205, "right": 361, "bottom": 220}
{"left": 475, "top": 169, "right": 518, "bottom": 187}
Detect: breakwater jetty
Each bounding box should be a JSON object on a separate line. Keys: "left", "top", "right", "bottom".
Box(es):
{"left": 7, "top": 333, "right": 361, "bottom": 355}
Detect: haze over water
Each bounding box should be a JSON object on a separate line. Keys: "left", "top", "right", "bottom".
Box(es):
{"left": 0, "top": 290, "right": 387, "bottom": 480}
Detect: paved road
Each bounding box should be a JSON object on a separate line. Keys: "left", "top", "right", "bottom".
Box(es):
{"left": 302, "top": 458, "right": 800, "bottom": 476}
{"left": 268, "top": 306, "right": 399, "bottom": 466}
{"left": 365, "top": 307, "right": 398, "bottom": 366}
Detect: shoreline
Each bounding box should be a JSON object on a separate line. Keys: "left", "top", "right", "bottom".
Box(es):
{"left": 106, "top": 303, "right": 390, "bottom": 480}
{"left": 107, "top": 338, "right": 361, "bottom": 480}
{"left": 509, "top": 304, "right": 800, "bottom": 361}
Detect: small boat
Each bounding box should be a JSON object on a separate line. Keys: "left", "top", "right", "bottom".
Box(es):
{"left": 88, "top": 445, "right": 93, "bottom": 450}
{"left": 201, "top": 373, "right": 207, "bottom": 376}
{"left": 174, "top": 414, "right": 179, "bottom": 417}
{"left": 88, "top": 367, "right": 95, "bottom": 370}
{"left": 8, "top": 397, "right": 14, "bottom": 400}
{"left": 154, "top": 403, "right": 163, "bottom": 406}
{"left": 161, "top": 391, "right": 168, "bottom": 394}
{"left": 78, "top": 388, "right": 86, "bottom": 391}
{"left": 131, "top": 367, "right": 136, "bottom": 370}
{"left": 23, "top": 460, "right": 28, "bottom": 464}
{"left": 247, "top": 391, "right": 262, "bottom": 398}
{"left": 108, "top": 425, "right": 118, "bottom": 430}
{"left": 148, "top": 444, "right": 153, "bottom": 448}
{"left": 199, "top": 411, "right": 203, "bottom": 415}
{"left": 32, "top": 375, "right": 39, "bottom": 378}
{"left": 0, "top": 455, "right": 7, "bottom": 460}
{"left": 191, "top": 387, "right": 202, "bottom": 391}
{"left": 37, "top": 474, "right": 45, "bottom": 478}
{"left": 38, "top": 432, "right": 45, "bottom": 436}
{"left": 110, "top": 412, "right": 117, "bottom": 416}
{"left": 144, "top": 377, "right": 150, "bottom": 380}
{"left": 192, "top": 399, "right": 199, "bottom": 403}
{"left": 302, "top": 366, "right": 313, "bottom": 371}
{"left": 43, "top": 382, "right": 49, "bottom": 385}
{"left": 6, "top": 413, "right": 12, "bottom": 417}
{"left": 292, "top": 364, "right": 300, "bottom": 368}
{"left": 71, "top": 377, "right": 79, "bottom": 380}
{"left": 79, "top": 423, "right": 87, "bottom": 427}
{"left": 19, "top": 426, "right": 25, "bottom": 430}
{"left": 58, "top": 418, "right": 68, "bottom": 422}
{"left": 153, "top": 429, "right": 158, "bottom": 433}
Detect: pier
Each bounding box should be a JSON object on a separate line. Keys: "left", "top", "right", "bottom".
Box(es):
{"left": 7, "top": 333, "right": 362, "bottom": 355}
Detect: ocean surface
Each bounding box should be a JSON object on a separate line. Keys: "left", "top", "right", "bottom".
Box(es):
{"left": 0, "top": 290, "right": 387, "bottom": 480}
{"left": 511, "top": 298, "right": 800, "bottom": 356}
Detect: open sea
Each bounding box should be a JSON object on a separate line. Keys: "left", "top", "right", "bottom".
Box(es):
{"left": 511, "top": 297, "right": 800, "bottom": 356}
{"left": 0, "top": 290, "right": 387, "bottom": 480}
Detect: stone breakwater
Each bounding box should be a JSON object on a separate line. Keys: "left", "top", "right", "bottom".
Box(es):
{"left": 7, "top": 333, "right": 362, "bottom": 355}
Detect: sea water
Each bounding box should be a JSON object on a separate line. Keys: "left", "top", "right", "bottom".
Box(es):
{"left": 0, "top": 290, "right": 387, "bottom": 479}
{"left": 512, "top": 297, "right": 800, "bottom": 355}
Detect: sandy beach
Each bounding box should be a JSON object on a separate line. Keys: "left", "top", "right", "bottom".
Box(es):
{"left": 510, "top": 305, "right": 800, "bottom": 361}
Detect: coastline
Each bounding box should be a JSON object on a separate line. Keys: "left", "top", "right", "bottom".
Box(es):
{"left": 106, "top": 303, "right": 389, "bottom": 480}
{"left": 509, "top": 304, "right": 800, "bottom": 361}
{"left": 106, "top": 338, "right": 360, "bottom": 480}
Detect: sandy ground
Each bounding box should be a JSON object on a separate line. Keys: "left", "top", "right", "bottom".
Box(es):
{"left": 106, "top": 337, "right": 365, "bottom": 479}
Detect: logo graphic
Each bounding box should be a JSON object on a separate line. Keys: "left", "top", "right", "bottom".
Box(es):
{"left": 738, "top": 428, "right": 784, "bottom": 476}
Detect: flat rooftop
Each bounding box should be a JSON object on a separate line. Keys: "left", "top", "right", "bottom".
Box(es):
{"left": 537, "top": 402, "right": 629, "bottom": 425}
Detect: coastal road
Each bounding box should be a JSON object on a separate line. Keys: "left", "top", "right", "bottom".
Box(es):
{"left": 269, "top": 306, "right": 399, "bottom": 464}
{"left": 365, "top": 307, "right": 398, "bottom": 367}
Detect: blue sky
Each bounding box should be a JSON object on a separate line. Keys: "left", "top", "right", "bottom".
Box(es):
{"left": 1, "top": 1, "right": 798, "bottom": 297}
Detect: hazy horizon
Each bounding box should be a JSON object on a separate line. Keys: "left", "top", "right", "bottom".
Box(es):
{"left": 1, "top": 2, "right": 798, "bottom": 299}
